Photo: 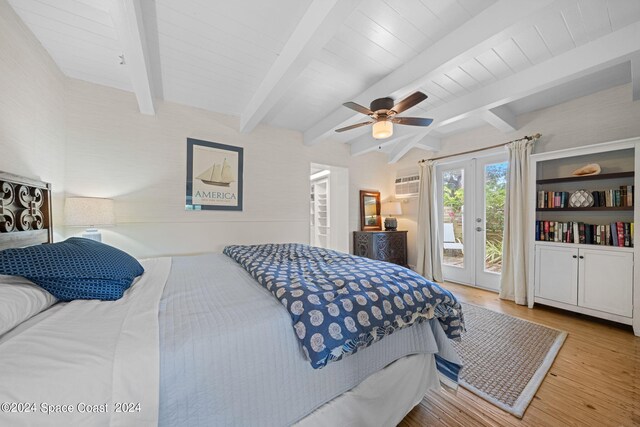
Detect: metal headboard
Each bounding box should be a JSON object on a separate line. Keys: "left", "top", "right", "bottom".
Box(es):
{"left": 0, "top": 171, "right": 52, "bottom": 250}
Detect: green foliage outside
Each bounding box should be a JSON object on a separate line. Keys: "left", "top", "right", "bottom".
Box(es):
{"left": 484, "top": 163, "right": 507, "bottom": 237}
{"left": 485, "top": 240, "right": 503, "bottom": 267}
{"left": 443, "top": 172, "right": 464, "bottom": 224}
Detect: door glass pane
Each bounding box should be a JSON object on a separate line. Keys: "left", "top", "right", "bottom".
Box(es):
{"left": 484, "top": 162, "right": 508, "bottom": 273}
{"left": 442, "top": 169, "right": 464, "bottom": 267}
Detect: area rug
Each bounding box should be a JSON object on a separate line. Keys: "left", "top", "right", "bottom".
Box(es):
{"left": 450, "top": 302, "right": 567, "bottom": 418}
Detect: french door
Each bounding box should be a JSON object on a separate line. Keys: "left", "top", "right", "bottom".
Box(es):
{"left": 436, "top": 154, "right": 508, "bottom": 291}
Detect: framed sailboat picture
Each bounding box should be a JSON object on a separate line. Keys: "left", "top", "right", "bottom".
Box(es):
{"left": 186, "top": 138, "right": 243, "bottom": 211}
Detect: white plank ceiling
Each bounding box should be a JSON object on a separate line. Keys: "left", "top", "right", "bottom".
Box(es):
{"left": 7, "top": 0, "right": 640, "bottom": 162}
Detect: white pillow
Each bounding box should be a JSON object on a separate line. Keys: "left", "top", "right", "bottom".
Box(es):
{"left": 0, "top": 275, "right": 58, "bottom": 336}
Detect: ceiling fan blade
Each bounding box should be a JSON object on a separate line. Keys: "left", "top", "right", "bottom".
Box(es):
{"left": 342, "top": 101, "right": 373, "bottom": 116}
{"left": 335, "top": 121, "right": 374, "bottom": 132}
{"left": 391, "top": 91, "right": 428, "bottom": 114}
{"left": 390, "top": 117, "right": 433, "bottom": 126}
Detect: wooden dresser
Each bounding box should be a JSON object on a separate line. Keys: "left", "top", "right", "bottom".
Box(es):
{"left": 353, "top": 230, "right": 408, "bottom": 267}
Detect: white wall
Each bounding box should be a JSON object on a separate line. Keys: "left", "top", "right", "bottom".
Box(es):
{"left": 0, "top": 0, "right": 66, "bottom": 237}
{"left": 4, "top": 0, "right": 639, "bottom": 268}
{"left": 0, "top": 0, "right": 394, "bottom": 259}
{"left": 63, "top": 79, "right": 393, "bottom": 257}
{"left": 328, "top": 165, "right": 350, "bottom": 253}
{"left": 391, "top": 83, "right": 640, "bottom": 268}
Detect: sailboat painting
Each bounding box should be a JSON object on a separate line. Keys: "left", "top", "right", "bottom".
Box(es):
{"left": 186, "top": 138, "right": 244, "bottom": 211}
{"left": 196, "top": 158, "right": 234, "bottom": 187}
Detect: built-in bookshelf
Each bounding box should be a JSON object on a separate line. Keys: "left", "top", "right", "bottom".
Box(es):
{"left": 535, "top": 171, "right": 634, "bottom": 248}
{"left": 534, "top": 156, "right": 634, "bottom": 249}
{"left": 527, "top": 138, "right": 640, "bottom": 335}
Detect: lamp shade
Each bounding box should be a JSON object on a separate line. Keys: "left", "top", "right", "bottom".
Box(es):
{"left": 381, "top": 201, "right": 402, "bottom": 216}
{"left": 64, "top": 197, "right": 115, "bottom": 227}
{"left": 372, "top": 120, "right": 393, "bottom": 139}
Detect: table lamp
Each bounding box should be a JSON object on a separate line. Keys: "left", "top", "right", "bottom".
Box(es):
{"left": 64, "top": 197, "right": 115, "bottom": 242}
{"left": 381, "top": 201, "right": 402, "bottom": 231}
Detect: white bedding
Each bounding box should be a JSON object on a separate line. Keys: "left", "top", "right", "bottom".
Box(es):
{"left": 296, "top": 353, "right": 440, "bottom": 427}
{"left": 0, "top": 275, "right": 57, "bottom": 336}
{"left": 158, "top": 254, "right": 461, "bottom": 426}
{"left": 0, "top": 254, "right": 459, "bottom": 426}
{"left": 0, "top": 257, "right": 171, "bottom": 427}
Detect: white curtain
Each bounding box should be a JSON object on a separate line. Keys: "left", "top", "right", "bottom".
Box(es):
{"left": 499, "top": 139, "right": 534, "bottom": 305}
{"left": 416, "top": 160, "right": 443, "bottom": 282}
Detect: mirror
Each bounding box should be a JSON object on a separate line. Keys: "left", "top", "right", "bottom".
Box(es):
{"left": 360, "top": 190, "right": 381, "bottom": 231}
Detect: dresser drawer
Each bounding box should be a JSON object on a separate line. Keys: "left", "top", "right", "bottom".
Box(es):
{"left": 353, "top": 231, "right": 408, "bottom": 267}
{"left": 373, "top": 233, "right": 406, "bottom": 261}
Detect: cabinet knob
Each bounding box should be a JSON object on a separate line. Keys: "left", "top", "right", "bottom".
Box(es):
{"left": 579, "top": 255, "right": 584, "bottom": 259}
{"left": 572, "top": 255, "right": 577, "bottom": 258}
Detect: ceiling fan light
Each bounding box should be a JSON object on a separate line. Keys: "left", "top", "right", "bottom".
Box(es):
{"left": 372, "top": 120, "right": 393, "bottom": 139}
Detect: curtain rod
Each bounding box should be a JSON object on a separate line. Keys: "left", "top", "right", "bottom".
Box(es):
{"left": 418, "top": 133, "right": 541, "bottom": 163}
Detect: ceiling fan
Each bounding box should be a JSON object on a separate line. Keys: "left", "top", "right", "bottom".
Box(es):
{"left": 335, "top": 91, "right": 433, "bottom": 140}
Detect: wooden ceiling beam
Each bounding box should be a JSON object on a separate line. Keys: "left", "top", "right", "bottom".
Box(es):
{"left": 109, "top": 0, "right": 156, "bottom": 115}
{"left": 481, "top": 105, "right": 518, "bottom": 133}
{"left": 435, "top": 23, "right": 640, "bottom": 128}
{"left": 387, "top": 21, "right": 640, "bottom": 163}
{"left": 239, "top": 0, "right": 363, "bottom": 133}
{"left": 349, "top": 133, "right": 411, "bottom": 157}
{"left": 415, "top": 137, "right": 441, "bottom": 153}
{"left": 303, "top": 0, "right": 559, "bottom": 146}
{"left": 387, "top": 133, "right": 437, "bottom": 164}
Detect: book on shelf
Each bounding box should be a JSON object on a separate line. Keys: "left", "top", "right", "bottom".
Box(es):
{"left": 590, "top": 186, "right": 634, "bottom": 208}
{"left": 535, "top": 220, "right": 634, "bottom": 247}
{"left": 537, "top": 186, "right": 634, "bottom": 208}
{"left": 537, "top": 191, "right": 570, "bottom": 208}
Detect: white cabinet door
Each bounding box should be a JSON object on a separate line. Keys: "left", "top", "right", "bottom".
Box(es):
{"left": 578, "top": 249, "right": 633, "bottom": 317}
{"left": 535, "top": 245, "right": 578, "bottom": 305}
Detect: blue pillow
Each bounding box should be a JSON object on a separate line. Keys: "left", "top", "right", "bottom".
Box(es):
{"left": 0, "top": 238, "right": 144, "bottom": 301}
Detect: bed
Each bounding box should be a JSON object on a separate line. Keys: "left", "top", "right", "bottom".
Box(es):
{"left": 0, "top": 172, "right": 463, "bottom": 426}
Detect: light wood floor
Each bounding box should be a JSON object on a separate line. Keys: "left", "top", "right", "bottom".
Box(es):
{"left": 399, "top": 282, "right": 640, "bottom": 427}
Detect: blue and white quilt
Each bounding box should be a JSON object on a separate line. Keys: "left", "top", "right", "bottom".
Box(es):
{"left": 223, "top": 243, "right": 464, "bottom": 369}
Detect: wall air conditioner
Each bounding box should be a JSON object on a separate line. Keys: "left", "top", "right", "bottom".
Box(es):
{"left": 395, "top": 174, "right": 420, "bottom": 198}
